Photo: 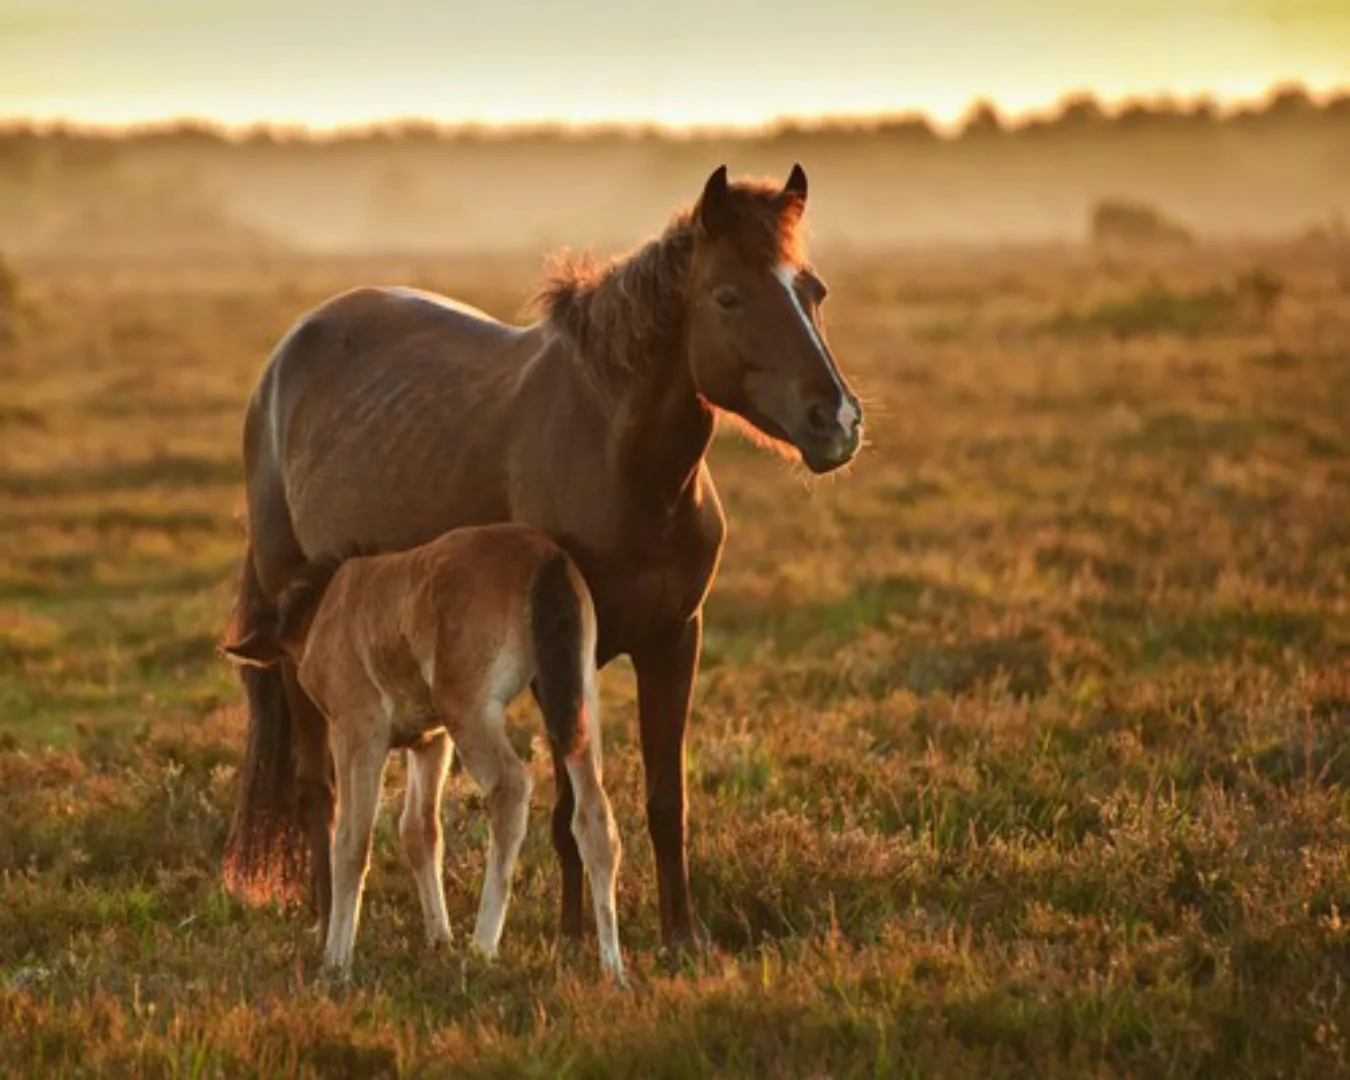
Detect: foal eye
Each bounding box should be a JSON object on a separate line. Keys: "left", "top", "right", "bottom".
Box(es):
{"left": 714, "top": 288, "right": 742, "bottom": 311}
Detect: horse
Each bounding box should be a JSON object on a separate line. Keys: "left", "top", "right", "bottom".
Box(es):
{"left": 224, "top": 162, "right": 863, "bottom": 950}
{"left": 222, "top": 524, "right": 625, "bottom": 979}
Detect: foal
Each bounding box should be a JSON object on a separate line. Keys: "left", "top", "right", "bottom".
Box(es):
{"left": 222, "top": 523, "right": 624, "bottom": 979}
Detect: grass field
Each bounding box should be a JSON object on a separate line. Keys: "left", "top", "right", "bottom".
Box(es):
{"left": 2, "top": 244, "right": 1349, "bottom": 1077}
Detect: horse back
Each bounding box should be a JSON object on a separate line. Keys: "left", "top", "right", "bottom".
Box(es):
{"left": 244, "top": 287, "right": 540, "bottom": 588}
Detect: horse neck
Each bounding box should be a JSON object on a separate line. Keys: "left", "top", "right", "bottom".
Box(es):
{"left": 542, "top": 230, "right": 715, "bottom": 509}
{"left": 608, "top": 326, "right": 715, "bottom": 507}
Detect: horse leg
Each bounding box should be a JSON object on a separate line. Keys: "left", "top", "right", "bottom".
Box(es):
{"left": 282, "top": 662, "right": 334, "bottom": 942}
{"left": 400, "top": 730, "right": 453, "bottom": 947}
{"left": 564, "top": 681, "right": 625, "bottom": 980}
{"left": 632, "top": 614, "right": 701, "bottom": 949}
{"left": 454, "top": 711, "right": 531, "bottom": 960}
{"left": 323, "top": 723, "right": 387, "bottom": 975}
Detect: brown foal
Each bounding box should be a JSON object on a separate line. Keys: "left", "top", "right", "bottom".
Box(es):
{"left": 224, "top": 162, "right": 863, "bottom": 950}
{"left": 224, "top": 525, "right": 625, "bottom": 979}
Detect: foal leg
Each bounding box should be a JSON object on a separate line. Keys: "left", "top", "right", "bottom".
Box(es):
{"left": 323, "top": 727, "right": 387, "bottom": 975}
{"left": 565, "top": 685, "right": 624, "bottom": 980}
{"left": 399, "top": 730, "right": 453, "bottom": 947}
{"left": 455, "top": 711, "right": 531, "bottom": 960}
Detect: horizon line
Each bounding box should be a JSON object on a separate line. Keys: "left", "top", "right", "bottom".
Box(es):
{"left": 3, "top": 78, "right": 1346, "bottom": 142}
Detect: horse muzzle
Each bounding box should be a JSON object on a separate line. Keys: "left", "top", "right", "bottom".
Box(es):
{"left": 797, "top": 398, "right": 863, "bottom": 474}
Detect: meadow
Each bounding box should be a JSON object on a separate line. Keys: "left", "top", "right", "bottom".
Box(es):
{"left": 2, "top": 240, "right": 1349, "bottom": 1077}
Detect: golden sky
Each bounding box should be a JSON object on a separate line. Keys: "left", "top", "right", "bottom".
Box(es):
{"left": 2, "top": 0, "right": 1348, "bottom": 130}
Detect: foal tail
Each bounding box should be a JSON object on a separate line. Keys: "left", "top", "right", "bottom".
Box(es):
{"left": 530, "top": 551, "right": 591, "bottom": 759}
{"left": 221, "top": 543, "right": 307, "bottom": 906}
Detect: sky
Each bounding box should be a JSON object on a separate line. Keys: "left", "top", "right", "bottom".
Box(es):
{"left": 1, "top": 0, "right": 1348, "bottom": 131}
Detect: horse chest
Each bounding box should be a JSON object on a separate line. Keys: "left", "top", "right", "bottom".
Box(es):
{"left": 583, "top": 516, "right": 723, "bottom": 661}
{"left": 588, "top": 567, "right": 688, "bottom": 661}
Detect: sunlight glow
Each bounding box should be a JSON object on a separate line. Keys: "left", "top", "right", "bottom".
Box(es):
{"left": 1, "top": 0, "right": 1346, "bottom": 132}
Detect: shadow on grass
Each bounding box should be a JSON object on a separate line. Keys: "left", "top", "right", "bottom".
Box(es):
{"left": 6, "top": 507, "right": 229, "bottom": 537}
{"left": 1085, "top": 601, "right": 1328, "bottom": 667}
{"left": 1112, "top": 411, "right": 1344, "bottom": 460}
{"left": 0, "top": 564, "right": 230, "bottom": 605}
{"left": 0, "top": 453, "right": 241, "bottom": 498}
{"left": 706, "top": 574, "right": 983, "bottom": 662}
{"left": 1037, "top": 275, "right": 1276, "bottom": 340}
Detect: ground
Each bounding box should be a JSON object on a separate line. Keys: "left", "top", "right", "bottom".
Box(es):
{"left": 2, "top": 245, "right": 1349, "bottom": 1077}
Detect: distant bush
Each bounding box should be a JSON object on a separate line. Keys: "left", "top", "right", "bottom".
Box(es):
{"left": 959, "top": 99, "right": 1005, "bottom": 138}
{"left": 0, "top": 251, "right": 17, "bottom": 307}
{"left": 1301, "top": 214, "right": 1349, "bottom": 247}
{"left": 1090, "top": 199, "right": 1197, "bottom": 252}
{"left": 1236, "top": 267, "right": 1283, "bottom": 326}
{"left": 0, "top": 250, "right": 19, "bottom": 341}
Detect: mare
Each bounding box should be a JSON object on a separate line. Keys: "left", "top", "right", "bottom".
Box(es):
{"left": 224, "top": 163, "right": 863, "bottom": 949}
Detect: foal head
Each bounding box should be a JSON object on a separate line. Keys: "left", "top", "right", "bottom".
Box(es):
{"left": 685, "top": 164, "right": 862, "bottom": 474}
{"left": 220, "top": 549, "right": 354, "bottom": 668}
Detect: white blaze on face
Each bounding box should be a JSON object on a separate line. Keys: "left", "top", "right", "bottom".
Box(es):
{"left": 774, "top": 263, "right": 859, "bottom": 431}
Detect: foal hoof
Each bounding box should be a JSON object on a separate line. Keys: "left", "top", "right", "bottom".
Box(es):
{"left": 426, "top": 929, "right": 454, "bottom": 951}
{"left": 470, "top": 938, "right": 499, "bottom": 964}
{"left": 314, "top": 963, "right": 353, "bottom": 991}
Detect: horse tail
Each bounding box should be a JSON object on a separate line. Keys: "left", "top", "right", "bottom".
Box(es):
{"left": 221, "top": 541, "right": 308, "bottom": 905}
{"left": 529, "top": 551, "right": 591, "bottom": 759}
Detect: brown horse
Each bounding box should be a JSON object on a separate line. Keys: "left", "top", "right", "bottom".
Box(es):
{"left": 225, "top": 163, "right": 862, "bottom": 949}
{"left": 223, "top": 524, "right": 625, "bottom": 980}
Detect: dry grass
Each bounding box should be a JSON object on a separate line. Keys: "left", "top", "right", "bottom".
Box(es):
{"left": 3, "top": 244, "right": 1350, "bottom": 1077}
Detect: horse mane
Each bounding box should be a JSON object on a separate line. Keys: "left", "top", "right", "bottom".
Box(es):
{"left": 534, "top": 179, "right": 804, "bottom": 391}
{"left": 274, "top": 543, "right": 367, "bottom": 644}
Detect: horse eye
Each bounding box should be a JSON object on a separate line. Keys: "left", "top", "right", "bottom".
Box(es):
{"left": 714, "top": 288, "right": 742, "bottom": 311}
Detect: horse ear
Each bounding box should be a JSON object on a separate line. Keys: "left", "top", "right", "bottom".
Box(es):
{"left": 220, "top": 629, "right": 283, "bottom": 668}
{"left": 697, "top": 164, "right": 732, "bottom": 238}
{"left": 778, "top": 162, "right": 808, "bottom": 222}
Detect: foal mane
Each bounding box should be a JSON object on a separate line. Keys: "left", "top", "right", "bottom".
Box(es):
{"left": 535, "top": 178, "right": 803, "bottom": 390}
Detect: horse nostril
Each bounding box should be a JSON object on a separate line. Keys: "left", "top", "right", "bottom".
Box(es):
{"left": 806, "top": 403, "right": 833, "bottom": 436}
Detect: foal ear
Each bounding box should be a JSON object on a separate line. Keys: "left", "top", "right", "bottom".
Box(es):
{"left": 219, "top": 629, "right": 283, "bottom": 668}
{"left": 778, "top": 162, "right": 808, "bottom": 219}
{"left": 697, "top": 164, "right": 732, "bottom": 238}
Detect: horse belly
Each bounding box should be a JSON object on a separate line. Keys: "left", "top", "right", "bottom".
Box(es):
{"left": 289, "top": 455, "right": 507, "bottom": 557}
